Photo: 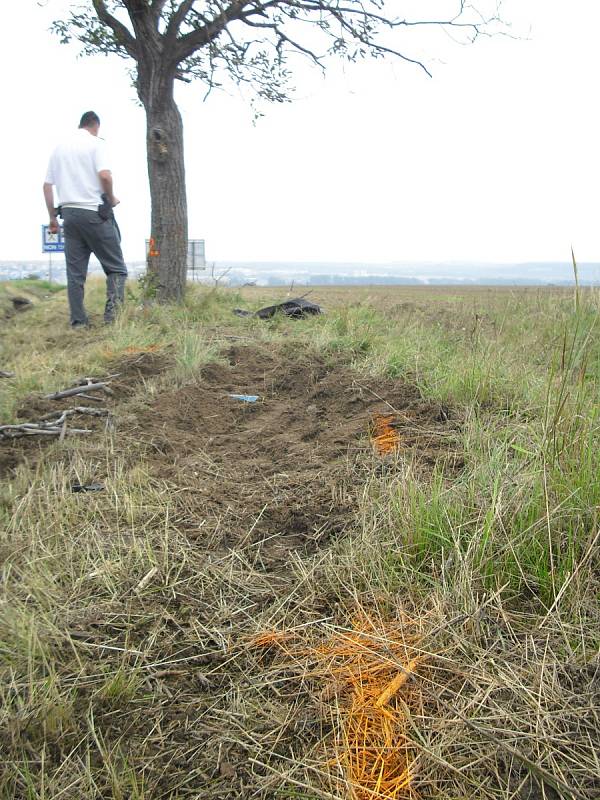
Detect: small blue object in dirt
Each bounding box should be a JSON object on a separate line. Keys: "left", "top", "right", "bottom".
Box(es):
{"left": 228, "top": 394, "right": 259, "bottom": 403}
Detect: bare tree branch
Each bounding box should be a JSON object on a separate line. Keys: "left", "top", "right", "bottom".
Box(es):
{"left": 91, "top": 0, "right": 137, "bottom": 56}
{"left": 165, "top": 0, "right": 196, "bottom": 44}
{"left": 63, "top": 1, "right": 505, "bottom": 91}
{"left": 151, "top": 0, "right": 169, "bottom": 15}
{"left": 173, "top": 0, "right": 252, "bottom": 63}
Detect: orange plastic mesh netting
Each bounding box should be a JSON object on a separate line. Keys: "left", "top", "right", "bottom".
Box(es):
{"left": 372, "top": 414, "right": 401, "bottom": 456}
{"left": 314, "top": 615, "right": 424, "bottom": 800}
{"left": 246, "top": 615, "right": 425, "bottom": 799}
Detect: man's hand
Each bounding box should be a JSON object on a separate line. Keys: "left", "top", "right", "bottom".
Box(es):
{"left": 98, "top": 171, "right": 120, "bottom": 208}
{"left": 43, "top": 183, "right": 58, "bottom": 229}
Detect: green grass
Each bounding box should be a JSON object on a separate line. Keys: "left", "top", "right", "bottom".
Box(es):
{"left": 0, "top": 277, "right": 66, "bottom": 298}
{"left": 14, "top": 278, "right": 66, "bottom": 294}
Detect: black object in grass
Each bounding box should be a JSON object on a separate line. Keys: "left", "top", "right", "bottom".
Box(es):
{"left": 233, "top": 297, "right": 323, "bottom": 320}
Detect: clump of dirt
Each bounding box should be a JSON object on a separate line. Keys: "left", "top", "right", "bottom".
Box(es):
{"left": 105, "top": 349, "right": 172, "bottom": 395}
{"left": 2, "top": 295, "right": 35, "bottom": 321}
{"left": 124, "top": 345, "right": 462, "bottom": 567}
{"left": 0, "top": 440, "right": 35, "bottom": 478}
{"left": 1, "top": 350, "right": 172, "bottom": 479}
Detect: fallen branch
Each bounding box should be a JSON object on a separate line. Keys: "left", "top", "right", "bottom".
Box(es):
{"left": 44, "top": 382, "right": 111, "bottom": 400}
{"left": 77, "top": 393, "right": 106, "bottom": 402}
{"left": 374, "top": 657, "right": 422, "bottom": 707}
{"left": 135, "top": 566, "right": 159, "bottom": 594}
{"left": 0, "top": 371, "right": 14, "bottom": 378}
{"left": 76, "top": 373, "right": 120, "bottom": 384}
{"left": 38, "top": 407, "right": 110, "bottom": 423}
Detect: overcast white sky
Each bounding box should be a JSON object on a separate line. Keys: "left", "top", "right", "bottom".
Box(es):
{"left": 2, "top": 1, "right": 599, "bottom": 265}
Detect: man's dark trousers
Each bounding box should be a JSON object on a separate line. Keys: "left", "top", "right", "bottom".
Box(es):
{"left": 62, "top": 207, "right": 128, "bottom": 326}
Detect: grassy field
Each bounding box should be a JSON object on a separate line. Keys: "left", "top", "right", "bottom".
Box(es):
{"left": 0, "top": 279, "right": 598, "bottom": 800}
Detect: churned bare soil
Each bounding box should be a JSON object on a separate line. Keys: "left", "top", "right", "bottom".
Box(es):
{"left": 120, "top": 345, "right": 461, "bottom": 562}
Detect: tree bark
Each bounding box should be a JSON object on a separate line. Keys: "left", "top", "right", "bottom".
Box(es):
{"left": 142, "top": 76, "right": 188, "bottom": 302}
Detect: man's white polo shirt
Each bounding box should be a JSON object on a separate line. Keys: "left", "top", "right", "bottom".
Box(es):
{"left": 45, "top": 129, "right": 110, "bottom": 211}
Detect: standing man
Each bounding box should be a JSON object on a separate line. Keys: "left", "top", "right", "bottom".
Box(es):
{"left": 43, "top": 111, "right": 127, "bottom": 327}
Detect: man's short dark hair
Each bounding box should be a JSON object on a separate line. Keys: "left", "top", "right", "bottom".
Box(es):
{"left": 79, "top": 111, "right": 100, "bottom": 129}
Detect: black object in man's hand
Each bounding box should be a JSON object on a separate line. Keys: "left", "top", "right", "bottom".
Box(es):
{"left": 98, "top": 193, "right": 114, "bottom": 220}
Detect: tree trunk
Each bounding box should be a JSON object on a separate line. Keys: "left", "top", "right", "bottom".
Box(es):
{"left": 143, "top": 87, "right": 188, "bottom": 303}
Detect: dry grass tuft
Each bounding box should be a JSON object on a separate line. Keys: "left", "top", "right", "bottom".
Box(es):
{"left": 102, "top": 343, "right": 165, "bottom": 358}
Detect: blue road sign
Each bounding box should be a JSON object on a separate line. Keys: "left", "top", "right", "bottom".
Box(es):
{"left": 42, "top": 224, "right": 65, "bottom": 253}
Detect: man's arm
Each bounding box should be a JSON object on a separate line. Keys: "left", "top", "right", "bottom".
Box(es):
{"left": 98, "top": 170, "right": 120, "bottom": 207}
{"left": 43, "top": 183, "right": 59, "bottom": 234}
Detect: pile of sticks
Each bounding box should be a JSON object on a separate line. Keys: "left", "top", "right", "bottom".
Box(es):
{"left": 0, "top": 407, "right": 109, "bottom": 440}
{"left": 0, "top": 375, "right": 117, "bottom": 441}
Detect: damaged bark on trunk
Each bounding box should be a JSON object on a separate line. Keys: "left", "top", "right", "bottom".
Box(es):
{"left": 136, "top": 36, "right": 188, "bottom": 303}
{"left": 145, "top": 96, "right": 188, "bottom": 302}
